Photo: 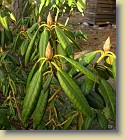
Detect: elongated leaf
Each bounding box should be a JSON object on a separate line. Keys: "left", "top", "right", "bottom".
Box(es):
{"left": 0, "top": 50, "right": 9, "bottom": 61}
{"left": 56, "top": 68, "right": 93, "bottom": 117}
{"left": 22, "top": 69, "right": 43, "bottom": 123}
{"left": 63, "top": 116, "right": 75, "bottom": 130}
{"left": 77, "top": 113, "right": 84, "bottom": 130}
{"left": 39, "top": 29, "right": 49, "bottom": 58}
{"left": 82, "top": 115, "right": 95, "bottom": 130}
{"left": 20, "top": 40, "right": 29, "bottom": 56}
{"left": 78, "top": 51, "right": 97, "bottom": 64}
{"left": 33, "top": 89, "right": 49, "bottom": 129}
{"left": 55, "top": 26, "right": 73, "bottom": 58}
{"left": 84, "top": 76, "right": 94, "bottom": 95}
{"left": 13, "top": 33, "right": 22, "bottom": 50}
{"left": 86, "top": 92, "right": 104, "bottom": 110}
{"left": 60, "top": 56, "right": 98, "bottom": 82}
{"left": 45, "top": 0, "right": 50, "bottom": 6}
{"left": 112, "top": 58, "right": 116, "bottom": 80}
{"left": 5, "top": 7, "right": 16, "bottom": 21}
{"left": 5, "top": 29, "right": 13, "bottom": 43}
{"left": 77, "top": 0, "right": 85, "bottom": 13}
{"left": 26, "top": 62, "right": 39, "bottom": 88}
{"left": 27, "top": 23, "right": 38, "bottom": 39}
{"left": 64, "top": 29, "right": 81, "bottom": 50}
{"left": 0, "top": 10, "right": 9, "bottom": 30}
{"left": 11, "top": 79, "right": 17, "bottom": 95}
{"left": 0, "top": 68, "right": 6, "bottom": 83}
{"left": 0, "top": 109, "right": 11, "bottom": 129}
{"left": 68, "top": 0, "right": 73, "bottom": 6}
{"left": 39, "top": 1, "right": 45, "bottom": 14}
{"left": 68, "top": 51, "right": 97, "bottom": 77}
{"left": 98, "top": 79, "right": 116, "bottom": 120}
{"left": 97, "top": 112, "right": 108, "bottom": 129}
{"left": 6, "top": 0, "right": 12, "bottom": 4}
{"left": 33, "top": 73, "right": 53, "bottom": 129}
{"left": 57, "top": 43, "right": 67, "bottom": 64}
{"left": 25, "top": 29, "right": 39, "bottom": 65}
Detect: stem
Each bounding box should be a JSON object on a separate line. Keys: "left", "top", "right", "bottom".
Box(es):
{"left": 51, "top": 61, "right": 60, "bottom": 70}
{"left": 54, "top": 54, "right": 65, "bottom": 58}
{"left": 4, "top": 63, "right": 25, "bottom": 129}
{"left": 95, "top": 50, "right": 104, "bottom": 54}
{"left": 74, "top": 72, "right": 84, "bottom": 80}
{"left": 65, "top": 8, "right": 73, "bottom": 26}
{"left": 106, "top": 51, "right": 116, "bottom": 59}
{"left": 43, "top": 70, "right": 52, "bottom": 77}
{"left": 55, "top": 6, "right": 60, "bottom": 23}
{"left": 38, "top": 24, "right": 49, "bottom": 29}
{"left": 9, "top": 80, "right": 22, "bottom": 122}
{"left": 9, "top": 79, "right": 25, "bottom": 129}
{"left": 96, "top": 53, "right": 105, "bottom": 64}
{"left": 39, "top": 58, "right": 48, "bottom": 70}
{"left": 57, "top": 112, "right": 78, "bottom": 127}
{"left": 48, "top": 87, "right": 61, "bottom": 103}
{"left": 37, "top": 57, "right": 46, "bottom": 63}
{"left": 46, "top": 118, "right": 54, "bottom": 126}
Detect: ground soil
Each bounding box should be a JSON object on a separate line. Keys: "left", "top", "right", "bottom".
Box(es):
{"left": 58, "top": 12, "right": 116, "bottom": 54}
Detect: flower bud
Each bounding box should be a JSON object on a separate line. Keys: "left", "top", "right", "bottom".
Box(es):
{"left": 47, "top": 12, "right": 53, "bottom": 26}
{"left": 45, "top": 42, "right": 53, "bottom": 59}
{"left": 103, "top": 36, "right": 111, "bottom": 52}
{"left": 38, "top": 15, "right": 42, "bottom": 24}
{"left": 21, "top": 24, "right": 26, "bottom": 31}
{"left": 0, "top": 47, "right": 3, "bottom": 53}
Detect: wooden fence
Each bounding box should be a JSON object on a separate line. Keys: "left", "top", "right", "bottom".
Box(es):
{"left": 84, "top": 0, "right": 116, "bottom": 25}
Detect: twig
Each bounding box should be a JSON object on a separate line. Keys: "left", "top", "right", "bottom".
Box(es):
{"left": 48, "top": 87, "right": 61, "bottom": 103}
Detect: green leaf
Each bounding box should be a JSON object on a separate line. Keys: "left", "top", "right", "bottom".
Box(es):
{"left": 0, "top": 50, "right": 9, "bottom": 61}
{"left": 22, "top": 69, "right": 43, "bottom": 123}
{"left": 86, "top": 92, "right": 104, "bottom": 110}
{"left": 63, "top": 116, "right": 75, "bottom": 130}
{"left": 0, "top": 10, "right": 9, "bottom": 30}
{"left": 13, "top": 33, "right": 22, "bottom": 50}
{"left": 27, "top": 23, "right": 38, "bottom": 39}
{"left": 59, "top": 56, "right": 98, "bottom": 83}
{"left": 78, "top": 51, "right": 97, "bottom": 64}
{"left": 33, "top": 73, "right": 53, "bottom": 129}
{"left": 20, "top": 40, "right": 29, "bottom": 56}
{"left": 68, "top": 51, "right": 96, "bottom": 77}
{"left": 39, "top": 0, "right": 46, "bottom": 13}
{"left": 84, "top": 76, "right": 94, "bottom": 95}
{"left": 98, "top": 79, "right": 116, "bottom": 120}
{"left": 77, "top": 113, "right": 84, "bottom": 130}
{"left": 0, "top": 68, "right": 6, "bottom": 83}
{"left": 6, "top": 0, "right": 12, "bottom": 4}
{"left": 68, "top": 0, "right": 73, "bottom": 6}
{"left": 25, "top": 29, "right": 39, "bottom": 65}
{"left": 45, "top": 0, "right": 50, "bottom": 6}
{"left": 112, "top": 58, "right": 116, "bottom": 80}
{"left": 77, "top": 0, "right": 85, "bottom": 13}
{"left": 0, "top": 109, "right": 11, "bottom": 129}
{"left": 55, "top": 26, "right": 73, "bottom": 58}
{"left": 82, "top": 115, "right": 95, "bottom": 130}
{"left": 97, "top": 112, "right": 108, "bottom": 129}
{"left": 56, "top": 67, "right": 93, "bottom": 117}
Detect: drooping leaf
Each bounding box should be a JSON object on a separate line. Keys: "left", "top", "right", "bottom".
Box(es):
{"left": 112, "top": 58, "right": 116, "bottom": 80}
{"left": 59, "top": 56, "right": 98, "bottom": 83}
{"left": 98, "top": 79, "right": 116, "bottom": 120}
{"left": 56, "top": 67, "right": 93, "bottom": 117}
